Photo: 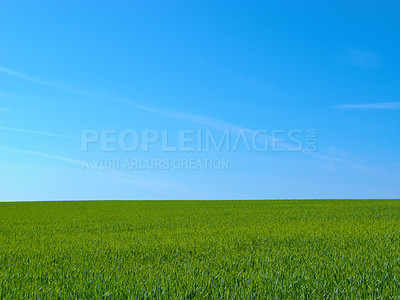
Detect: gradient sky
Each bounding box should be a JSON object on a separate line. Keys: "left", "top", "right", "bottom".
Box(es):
{"left": 1, "top": 1, "right": 399, "bottom": 200}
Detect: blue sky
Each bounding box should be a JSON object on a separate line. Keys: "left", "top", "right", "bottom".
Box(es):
{"left": 0, "top": 1, "right": 399, "bottom": 200}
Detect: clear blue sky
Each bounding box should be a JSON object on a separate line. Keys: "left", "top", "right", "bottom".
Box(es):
{"left": 1, "top": 1, "right": 399, "bottom": 200}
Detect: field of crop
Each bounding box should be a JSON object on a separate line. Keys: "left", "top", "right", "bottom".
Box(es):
{"left": 0, "top": 200, "right": 399, "bottom": 299}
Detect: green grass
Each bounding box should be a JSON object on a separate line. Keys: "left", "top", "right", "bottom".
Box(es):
{"left": 0, "top": 200, "right": 400, "bottom": 299}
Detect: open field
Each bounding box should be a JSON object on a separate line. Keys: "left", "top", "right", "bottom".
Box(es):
{"left": 0, "top": 200, "right": 400, "bottom": 299}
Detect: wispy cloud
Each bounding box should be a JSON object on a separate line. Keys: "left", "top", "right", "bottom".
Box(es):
{"left": 0, "top": 66, "right": 246, "bottom": 131}
{"left": 303, "top": 151, "right": 378, "bottom": 174}
{"left": 0, "top": 126, "right": 79, "bottom": 139}
{"left": 191, "top": 59, "right": 278, "bottom": 98}
{"left": 340, "top": 48, "right": 382, "bottom": 69}
{"left": 0, "top": 144, "right": 204, "bottom": 198}
{"left": 0, "top": 66, "right": 378, "bottom": 174}
{"left": 0, "top": 145, "right": 83, "bottom": 165}
{"left": 0, "top": 67, "right": 55, "bottom": 87}
{"left": 0, "top": 66, "right": 154, "bottom": 112}
{"left": 334, "top": 102, "right": 400, "bottom": 110}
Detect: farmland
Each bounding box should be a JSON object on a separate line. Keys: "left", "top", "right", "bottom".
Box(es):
{"left": 0, "top": 200, "right": 399, "bottom": 298}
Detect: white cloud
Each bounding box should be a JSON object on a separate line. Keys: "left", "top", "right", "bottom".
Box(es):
{"left": 334, "top": 102, "right": 400, "bottom": 109}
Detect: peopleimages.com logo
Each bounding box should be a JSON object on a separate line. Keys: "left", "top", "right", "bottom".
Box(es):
{"left": 81, "top": 129, "right": 317, "bottom": 153}
{"left": 80, "top": 129, "right": 317, "bottom": 171}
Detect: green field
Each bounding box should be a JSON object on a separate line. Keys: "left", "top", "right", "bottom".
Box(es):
{"left": 0, "top": 200, "right": 399, "bottom": 299}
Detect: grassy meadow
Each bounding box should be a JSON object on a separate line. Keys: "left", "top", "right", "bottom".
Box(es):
{"left": 0, "top": 200, "right": 399, "bottom": 299}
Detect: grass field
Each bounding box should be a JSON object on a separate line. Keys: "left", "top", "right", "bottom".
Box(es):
{"left": 0, "top": 200, "right": 399, "bottom": 299}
